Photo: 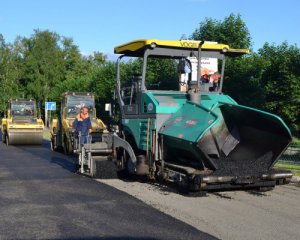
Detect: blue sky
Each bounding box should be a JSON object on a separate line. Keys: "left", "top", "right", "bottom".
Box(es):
{"left": 1, "top": 0, "right": 299, "bottom": 59}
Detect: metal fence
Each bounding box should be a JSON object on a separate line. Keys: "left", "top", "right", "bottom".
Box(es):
{"left": 278, "top": 147, "right": 300, "bottom": 164}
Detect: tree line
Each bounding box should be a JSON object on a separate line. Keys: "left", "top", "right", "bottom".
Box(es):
{"left": 0, "top": 14, "right": 299, "bottom": 133}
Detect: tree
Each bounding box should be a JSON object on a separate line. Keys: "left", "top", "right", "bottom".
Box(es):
{"left": 258, "top": 42, "right": 300, "bottom": 130}
{"left": 117, "top": 57, "right": 178, "bottom": 90}
{"left": 223, "top": 54, "right": 267, "bottom": 108}
{"left": 0, "top": 35, "right": 21, "bottom": 115}
{"left": 191, "top": 13, "right": 252, "bottom": 49}
{"left": 90, "top": 51, "right": 106, "bottom": 66}
{"left": 145, "top": 58, "right": 178, "bottom": 90}
{"left": 61, "top": 38, "right": 105, "bottom": 82}
{"left": 19, "top": 29, "right": 66, "bottom": 104}
{"left": 62, "top": 37, "right": 84, "bottom": 81}
{"left": 91, "top": 62, "right": 115, "bottom": 102}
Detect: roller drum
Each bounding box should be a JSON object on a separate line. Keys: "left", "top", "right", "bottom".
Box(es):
{"left": 8, "top": 130, "right": 43, "bottom": 145}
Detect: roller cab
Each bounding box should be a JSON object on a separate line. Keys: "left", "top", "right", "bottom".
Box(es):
{"left": 2, "top": 99, "right": 44, "bottom": 145}
{"left": 50, "top": 92, "right": 122, "bottom": 179}
{"left": 50, "top": 92, "right": 107, "bottom": 155}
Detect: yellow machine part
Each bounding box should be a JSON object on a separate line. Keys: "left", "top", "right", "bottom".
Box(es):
{"left": 50, "top": 116, "right": 107, "bottom": 143}
{"left": 50, "top": 92, "right": 108, "bottom": 153}
{"left": 8, "top": 129, "right": 43, "bottom": 145}
{"left": 50, "top": 118, "right": 59, "bottom": 136}
{"left": 93, "top": 118, "right": 107, "bottom": 132}
{"left": 114, "top": 39, "right": 250, "bottom": 57}
{"left": 2, "top": 118, "right": 44, "bottom": 145}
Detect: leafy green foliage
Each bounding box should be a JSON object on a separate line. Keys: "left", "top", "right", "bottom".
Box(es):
{"left": 223, "top": 54, "right": 267, "bottom": 108}
{"left": 145, "top": 58, "right": 178, "bottom": 90}
{"left": 116, "top": 57, "right": 178, "bottom": 90}
{"left": 259, "top": 42, "right": 300, "bottom": 130}
{"left": 0, "top": 30, "right": 112, "bottom": 119}
{"left": 91, "top": 61, "right": 115, "bottom": 103}
{"left": 0, "top": 17, "right": 299, "bottom": 134}
{"left": 191, "top": 13, "right": 252, "bottom": 49}
{"left": 0, "top": 35, "right": 22, "bottom": 112}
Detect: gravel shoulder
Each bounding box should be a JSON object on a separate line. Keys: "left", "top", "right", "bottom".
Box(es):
{"left": 98, "top": 179, "right": 300, "bottom": 240}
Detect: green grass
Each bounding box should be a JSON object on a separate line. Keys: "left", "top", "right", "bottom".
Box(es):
{"left": 275, "top": 162, "right": 300, "bottom": 176}
{"left": 43, "top": 129, "right": 50, "bottom": 140}
{"left": 291, "top": 137, "right": 300, "bottom": 148}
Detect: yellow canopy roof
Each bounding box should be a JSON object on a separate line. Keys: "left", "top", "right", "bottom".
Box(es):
{"left": 114, "top": 39, "right": 250, "bottom": 56}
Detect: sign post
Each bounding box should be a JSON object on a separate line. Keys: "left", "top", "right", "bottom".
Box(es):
{"left": 45, "top": 102, "right": 56, "bottom": 128}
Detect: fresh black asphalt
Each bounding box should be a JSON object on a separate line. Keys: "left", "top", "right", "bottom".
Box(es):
{"left": 0, "top": 133, "right": 217, "bottom": 240}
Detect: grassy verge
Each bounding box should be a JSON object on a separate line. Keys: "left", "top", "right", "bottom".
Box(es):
{"left": 274, "top": 162, "right": 300, "bottom": 176}
{"left": 291, "top": 137, "right": 300, "bottom": 148}
{"left": 43, "top": 129, "right": 50, "bottom": 140}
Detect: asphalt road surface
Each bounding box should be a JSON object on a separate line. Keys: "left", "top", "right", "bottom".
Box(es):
{"left": 0, "top": 136, "right": 216, "bottom": 240}
{"left": 99, "top": 179, "right": 300, "bottom": 240}
{"left": 1, "top": 133, "right": 299, "bottom": 240}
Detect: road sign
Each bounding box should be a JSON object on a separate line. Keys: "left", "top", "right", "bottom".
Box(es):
{"left": 45, "top": 102, "right": 56, "bottom": 111}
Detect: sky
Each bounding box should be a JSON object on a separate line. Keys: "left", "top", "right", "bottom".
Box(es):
{"left": 1, "top": 0, "right": 299, "bottom": 60}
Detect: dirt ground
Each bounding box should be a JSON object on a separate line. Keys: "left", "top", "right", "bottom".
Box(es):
{"left": 98, "top": 179, "right": 300, "bottom": 240}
